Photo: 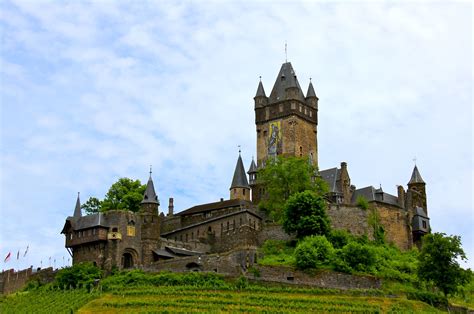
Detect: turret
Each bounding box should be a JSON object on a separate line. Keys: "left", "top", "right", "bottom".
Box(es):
{"left": 73, "top": 192, "right": 82, "bottom": 218}
{"left": 406, "top": 165, "right": 427, "bottom": 214}
{"left": 230, "top": 152, "right": 250, "bottom": 201}
{"left": 305, "top": 79, "right": 318, "bottom": 109}
{"left": 254, "top": 78, "right": 268, "bottom": 108}
{"left": 141, "top": 169, "right": 159, "bottom": 214}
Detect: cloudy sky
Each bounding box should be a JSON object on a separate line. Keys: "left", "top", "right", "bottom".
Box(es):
{"left": 1, "top": 1, "right": 472, "bottom": 270}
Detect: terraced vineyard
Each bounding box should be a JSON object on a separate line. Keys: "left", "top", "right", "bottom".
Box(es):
{"left": 0, "top": 289, "right": 100, "bottom": 313}
{"left": 76, "top": 286, "right": 441, "bottom": 313}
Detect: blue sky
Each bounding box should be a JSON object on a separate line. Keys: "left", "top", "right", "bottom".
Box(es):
{"left": 1, "top": 1, "right": 472, "bottom": 270}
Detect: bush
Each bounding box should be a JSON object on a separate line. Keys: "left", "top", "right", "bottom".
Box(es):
{"left": 295, "top": 236, "right": 334, "bottom": 270}
{"left": 328, "top": 229, "right": 354, "bottom": 249}
{"left": 54, "top": 262, "right": 102, "bottom": 291}
{"left": 336, "top": 242, "right": 377, "bottom": 273}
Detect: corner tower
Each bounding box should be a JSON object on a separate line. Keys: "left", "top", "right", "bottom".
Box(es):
{"left": 230, "top": 152, "right": 251, "bottom": 201}
{"left": 254, "top": 62, "right": 318, "bottom": 168}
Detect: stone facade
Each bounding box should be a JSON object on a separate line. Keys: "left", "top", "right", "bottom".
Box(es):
{"left": 0, "top": 267, "right": 56, "bottom": 295}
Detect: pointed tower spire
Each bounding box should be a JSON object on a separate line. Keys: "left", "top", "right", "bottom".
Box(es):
{"left": 268, "top": 62, "right": 305, "bottom": 104}
{"left": 306, "top": 79, "right": 317, "bottom": 98}
{"left": 230, "top": 153, "right": 250, "bottom": 201}
{"left": 255, "top": 78, "right": 266, "bottom": 97}
{"left": 142, "top": 168, "right": 159, "bottom": 205}
{"left": 408, "top": 165, "right": 425, "bottom": 184}
{"left": 73, "top": 192, "right": 82, "bottom": 218}
{"left": 247, "top": 157, "right": 257, "bottom": 186}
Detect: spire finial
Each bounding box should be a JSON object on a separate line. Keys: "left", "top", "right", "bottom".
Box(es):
{"left": 238, "top": 145, "right": 241, "bottom": 155}
{"left": 149, "top": 165, "right": 152, "bottom": 177}
{"left": 413, "top": 157, "right": 417, "bottom": 166}
{"left": 310, "top": 77, "right": 312, "bottom": 82}
{"left": 285, "top": 41, "right": 287, "bottom": 62}
{"left": 259, "top": 76, "right": 262, "bottom": 82}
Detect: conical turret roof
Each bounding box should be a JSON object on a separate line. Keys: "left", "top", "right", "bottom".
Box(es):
{"left": 408, "top": 165, "right": 425, "bottom": 185}
{"left": 306, "top": 81, "right": 317, "bottom": 98}
{"left": 255, "top": 80, "right": 266, "bottom": 98}
{"left": 73, "top": 192, "right": 82, "bottom": 218}
{"left": 230, "top": 154, "right": 250, "bottom": 189}
{"left": 142, "top": 175, "right": 159, "bottom": 204}
{"left": 247, "top": 158, "right": 257, "bottom": 174}
{"left": 268, "top": 62, "right": 305, "bottom": 104}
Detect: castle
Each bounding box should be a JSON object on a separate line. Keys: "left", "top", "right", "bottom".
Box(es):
{"left": 61, "top": 61, "right": 430, "bottom": 271}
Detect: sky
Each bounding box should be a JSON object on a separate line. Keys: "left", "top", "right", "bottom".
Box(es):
{"left": 0, "top": 1, "right": 472, "bottom": 271}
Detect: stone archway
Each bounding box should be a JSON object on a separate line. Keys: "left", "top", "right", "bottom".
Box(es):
{"left": 121, "top": 248, "right": 139, "bottom": 269}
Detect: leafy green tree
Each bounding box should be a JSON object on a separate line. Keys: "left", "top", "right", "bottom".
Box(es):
{"left": 81, "top": 197, "right": 102, "bottom": 215}
{"left": 258, "top": 156, "right": 328, "bottom": 221}
{"left": 335, "top": 241, "right": 377, "bottom": 273}
{"left": 54, "top": 262, "right": 102, "bottom": 290}
{"left": 82, "top": 178, "right": 146, "bottom": 214}
{"left": 101, "top": 178, "right": 146, "bottom": 212}
{"left": 418, "top": 233, "right": 470, "bottom": 296}
{"left": 283, "top": 190, "right": 330, "bottom": 239}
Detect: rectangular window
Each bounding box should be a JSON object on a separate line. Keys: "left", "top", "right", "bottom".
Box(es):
{"left": 422, "top": 220, "right": 427, "bottom": 229}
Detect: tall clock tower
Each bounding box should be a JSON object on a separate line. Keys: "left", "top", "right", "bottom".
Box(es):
{"left": 251, "top": 62, "right": 319, "bottom": 203}
{"left": 254, "top": 62, "right": 318, "bottom": 167}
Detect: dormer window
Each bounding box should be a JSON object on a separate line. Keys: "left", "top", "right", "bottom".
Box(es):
{"left": 281, "top": 75, "right": 286, "bottom": 81}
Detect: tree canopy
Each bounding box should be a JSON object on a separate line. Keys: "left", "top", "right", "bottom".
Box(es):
{"left": 283, "top": 190, "right": 331, "bottom": 239}
{"left": 418, "top": 232, "right": 470, "bottom": 296}
{"left": 258, "top": 156, "right": 328, "bottom": 221}
{"left": 81, "top": 178, "right": 146, "bottom": 214}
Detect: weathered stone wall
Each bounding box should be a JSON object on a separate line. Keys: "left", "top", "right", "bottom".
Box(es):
{"left": 257, "top": 223, "right": 294, "bottom": 245}
{"left": 248, "top": 266, "right": 381, "bottom": 290}
{"left": 179, "top": 205, "right": 243, "bottom": 227}
{"left": 161, "top": 215, "right": 181, "bottom": 233}
{"left": 256, "top": 115, "right": 317, "bottom": 167}
{"left": 327, "top": 205, "right": 372, "bottom": 238}
{"left": 0, "top": 267, "right": 56, "bottom": 295}
{"left": 374, "top": 203, "right": 412, "bottom": 250}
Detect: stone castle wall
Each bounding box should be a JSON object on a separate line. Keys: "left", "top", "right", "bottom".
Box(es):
{"left": 0, "top": 267, "right": 56, "bottom": 295}
{"left": 327, "top": 204, "right": 372, "bottom": 238}
{"left": 374, "top": 203, "right": 412, "bottom": 250}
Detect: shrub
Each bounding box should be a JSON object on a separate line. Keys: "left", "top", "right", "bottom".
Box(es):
{"left": 356, "top": 195, "right": 369, "bottom": 210}
{"left": 295, "top": 236, "right": 334, "bottom": 270}
{"left": 328, "top": 229, "right": 354, "bottom": 249}
{"left": 338, "top": 242, "right": 377, "bottom": 273}
{"left": 54, "top": 262, "right": 102, "bottom": 291}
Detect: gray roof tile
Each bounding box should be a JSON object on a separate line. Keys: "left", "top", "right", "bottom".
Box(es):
{"left": 269, "top": 62, "right": 305, "bottom": 104}
{"left": 142, "top": 175, "right": 159, "bottom": 204}
{"left": 247, "top": 158, "right": 257, "bottom": 174}
{"left": 408, "top": 165, "right": 425, "bottom": 184}
{"left": 306, "top": 81, "right": 317, "bottom": 98}
{"left": 230, "top": 154, "right": 249, "bottom": 189}
{"left": 255, "top": 81, "right": 266, "bottom": 97}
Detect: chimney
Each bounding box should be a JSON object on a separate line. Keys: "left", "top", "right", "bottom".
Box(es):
{"left": 340, "top": 161, "right": 347, "bottom": 170}
{"left": 397, "top": 186, "right": 405, "bottom": 208}
{"left": 168, "top": 197, "right": 174, "bottom": 216}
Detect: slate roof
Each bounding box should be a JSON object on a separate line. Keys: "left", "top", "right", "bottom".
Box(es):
{"left": 166, "top": 246, "right": 202, "bottom": 256}
{"left": 73, "top": 193, "right": 82, "bottom": 218}
{"left": 230, "top": 154, "right": 250, "bottom": 189}
{"left": 176, "top": 199, "right": 252, "bottom": 216}
{"left": 413, "top": 207, "right": 428, "bottom": 218}
{"left": 142, "top": 175, "right": 159, "bottom": 204}
{"left": 306, "top": 81, "right": 317, "bottom": 98}
{"left": 152, "top": 249, "right": 175, "bottom": 259}
{"left": 255, "top": 80, "right": 266, "bottom": 97}
{"left": 268, "top": 62, "right": 306, "bottom": 104}
{"left": 351, "top": 186, "right": 399, "bottom": 206}
{"left": 319, "top": 167, "right": 341, "bottom": 193}
{"left": 247, "top": 158, "right": 257, "bottom": 174}
{"left": 408, "top": 165, "right": 425, "bottom": 185}
{"left": 63, "top": 213, "right": 108, "bottom": 232}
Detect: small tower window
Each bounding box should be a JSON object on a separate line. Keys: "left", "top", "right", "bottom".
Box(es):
{"left": 243, "top": 189, "right": 246, "bottom": 195}
{"left": 300, "top": 146, "right": 303, "bottom": 157}
{"left": 422, "top": 220, "right": 427, "bottom": 229}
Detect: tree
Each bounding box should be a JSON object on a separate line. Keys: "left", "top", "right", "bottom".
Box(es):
{"left": 283, "top": 190, "right": 330, "bottom": 239}
{"left": 418, "top": 233, "right": 470, "bottom": 296}
{"left": 258, "top": 156, "right": 328, "bottom": 221}
{"left": 82, "top": 178, "right": 146, "bottom": 214}
{"left": 81, "top": 197, "right": 102, "bottom": 215}
{"left": 54, "top": 262, "right": 102, "bottom": 290}
{"left": 295, "top": 235, "right": 334, "bottom": 270}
